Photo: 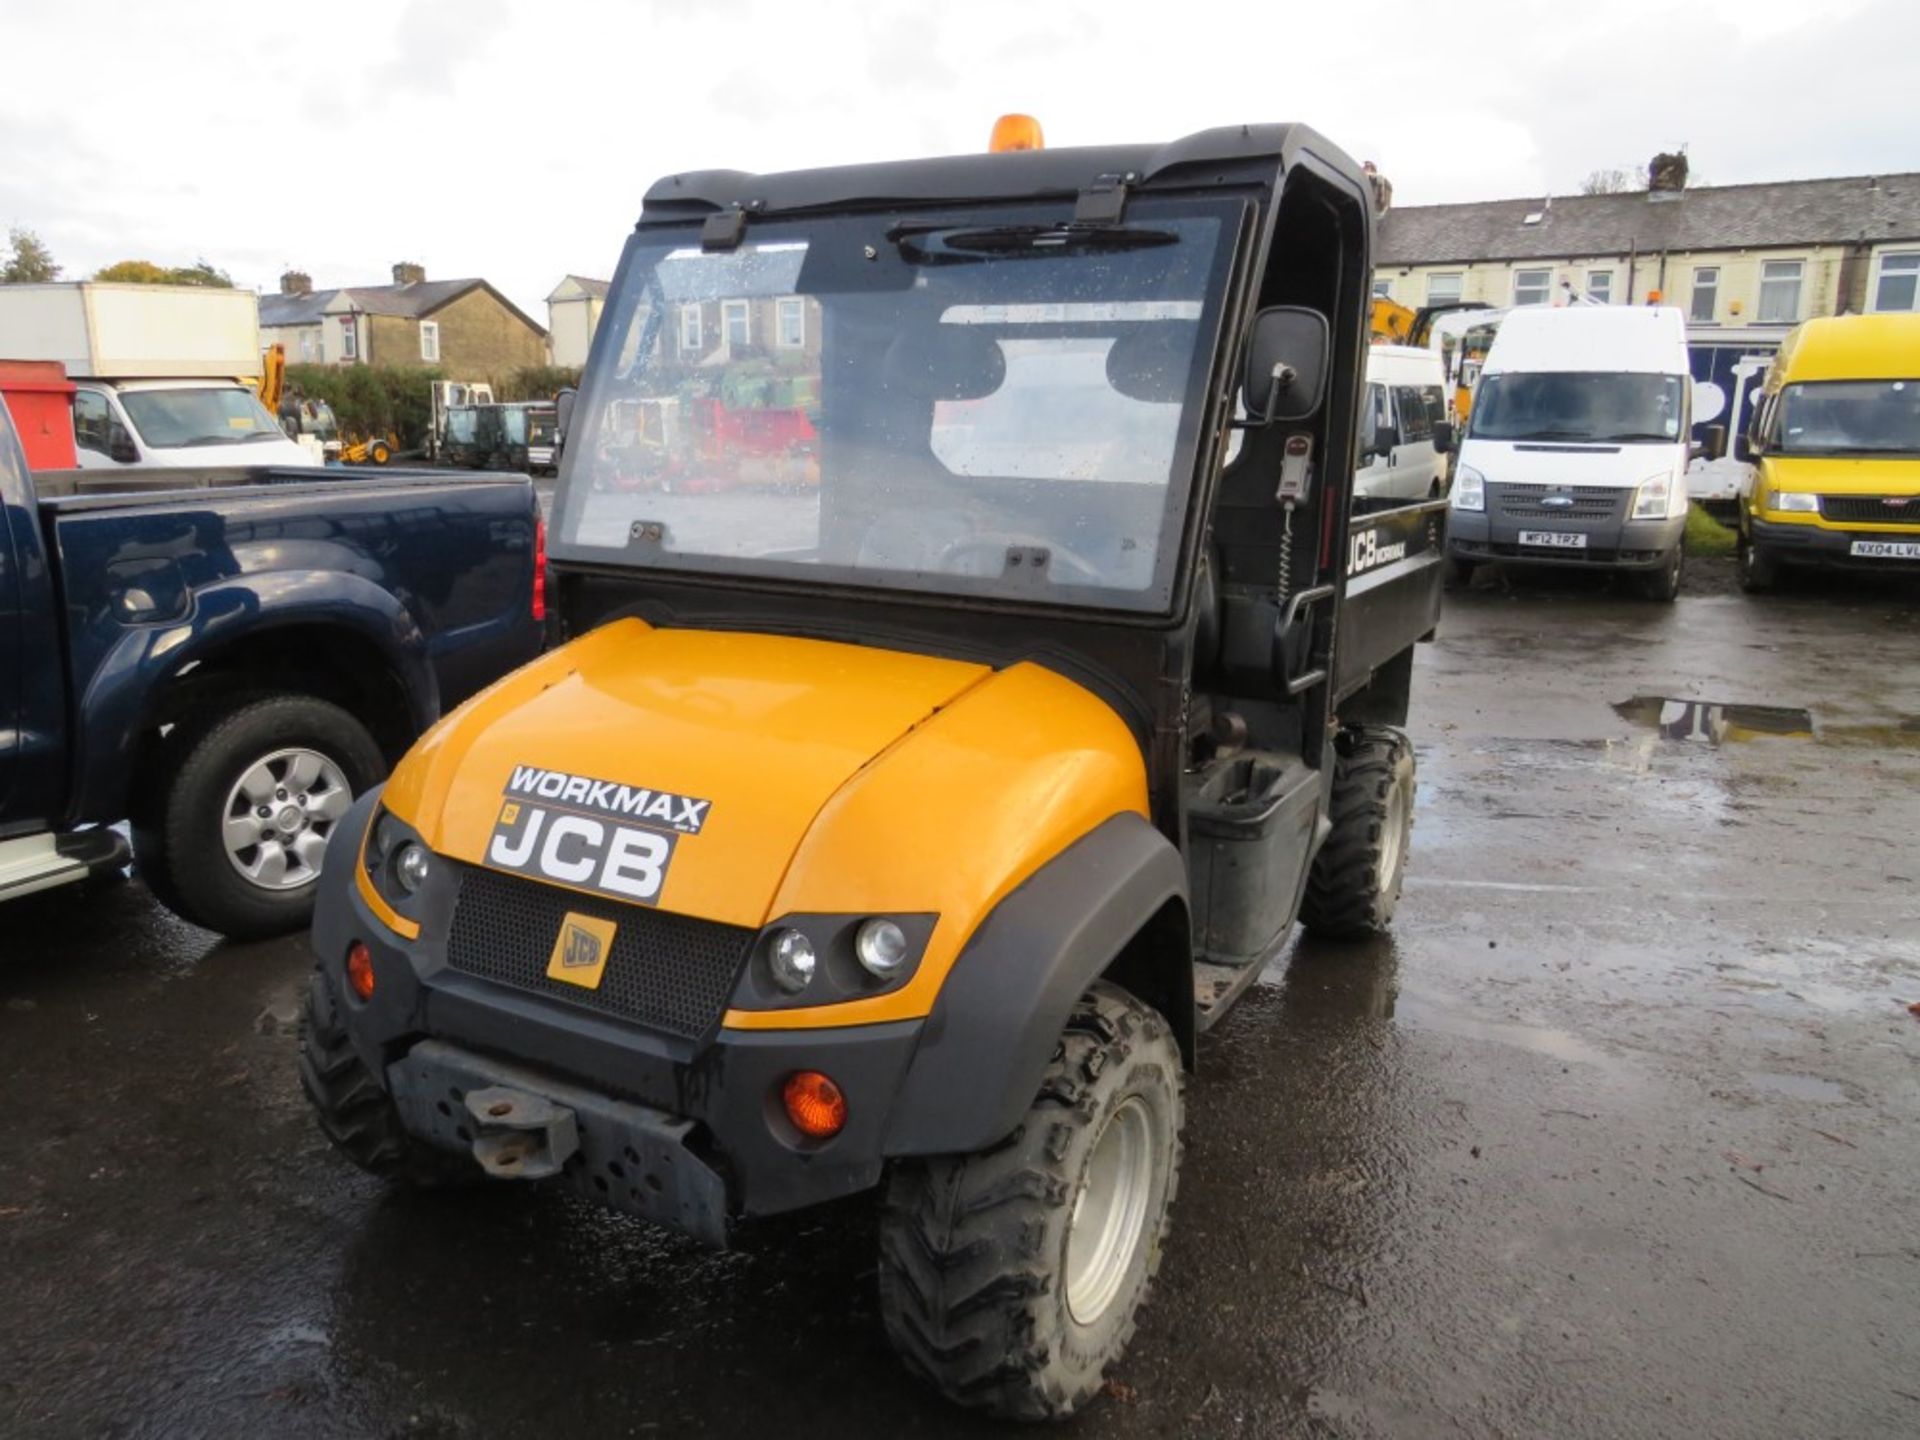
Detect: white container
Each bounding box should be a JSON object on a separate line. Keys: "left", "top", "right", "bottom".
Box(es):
{"left": 0, "top": 282, "right": 264, "bottom": 380}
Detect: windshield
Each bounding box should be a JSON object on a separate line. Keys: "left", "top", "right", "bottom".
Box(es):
{"left": 120, "top": 386, "right": 286, "bottom": 449}
{"left": 1469, "top": 371, "right": 1685, "bottom": 444}
{"left": 551, "top": 198, "right": 1238, "bottom": 611}
{"left": 1778, "top": 380, "right": 1920, "bottom": 456}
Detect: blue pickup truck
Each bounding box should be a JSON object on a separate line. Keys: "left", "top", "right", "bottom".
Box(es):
{"left": 0, "top": 392, "right": 545, "bottom": 936}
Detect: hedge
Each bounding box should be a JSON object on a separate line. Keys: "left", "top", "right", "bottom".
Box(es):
{"left": 284, "top": 364, "right": 442, "bottom": 448}
{"left": 282, "top": 363, "right": 582, "bottom": 446}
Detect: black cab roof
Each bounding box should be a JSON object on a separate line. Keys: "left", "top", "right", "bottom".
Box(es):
{"left": 639, "top": 124, "right": 1367, "bottom": 223}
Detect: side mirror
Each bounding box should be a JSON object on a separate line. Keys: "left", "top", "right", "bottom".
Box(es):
{"left": 1242, "top": 306, "right": 1329, "bottom": 423}
{"left": 554, "top": 387, "right": 577, "bottom": 449}
{"left": 1700, "top": 424, "right": 1727, "bottom": 463}
{"left": 1431, "top": 420, "right": 1455, "bottom": 455}
{"left": 1733, "top": 433, "right": 1754, "bottom": 464}
{"left": 108, "top": 425, "right": 139, "bottom": 465}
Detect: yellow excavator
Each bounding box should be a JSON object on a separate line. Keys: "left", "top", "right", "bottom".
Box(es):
{"left": 254, "top": 343, "right": 398, "bottom": 464}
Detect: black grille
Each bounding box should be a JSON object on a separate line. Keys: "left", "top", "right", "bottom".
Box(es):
{"left": 1492, "top": 483, "right": 1625, "bottom": 522}
{"left": 1819, "top": 496, "right": 1920, "bottom": 526}
{"left": 445, "top": 866, "right": 755, "bottom": 1040}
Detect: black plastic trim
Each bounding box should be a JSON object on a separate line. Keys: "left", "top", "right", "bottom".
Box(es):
{"left": 883, "top": 812, "right": 1189, "bottom": 1157}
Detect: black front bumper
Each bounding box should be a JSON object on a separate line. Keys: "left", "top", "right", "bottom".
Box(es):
{"left": 1448, "top": 507, "right": 1683, "bottom": 571}
{"left": 1748, "top": 517, "right": 1920, "bottom": 571}
{"left": 312, "top": 794, "right": 923, "bottom": 1246}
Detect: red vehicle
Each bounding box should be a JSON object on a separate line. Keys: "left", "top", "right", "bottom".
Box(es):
{"left": 0, "top": 361, "right": 77, "bottom": 471}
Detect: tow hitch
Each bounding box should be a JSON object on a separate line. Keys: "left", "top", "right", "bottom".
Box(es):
{"left": 464, "top": 1086, "right": 579, "bottom": 1180}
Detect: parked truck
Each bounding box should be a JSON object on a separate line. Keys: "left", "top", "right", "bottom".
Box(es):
{"left": 0, "top": 283, "right": 316, "bottom": 470}
{"left": 299, "top": 119, "right": 1446, "bottom": 1418}
{"left": 0, "top": 397, "right": 546, "bottom": 934}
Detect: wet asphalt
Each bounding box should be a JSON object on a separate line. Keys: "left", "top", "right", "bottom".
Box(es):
{"left": 4, "top": 559, "right": 1918, "bottom": 1439}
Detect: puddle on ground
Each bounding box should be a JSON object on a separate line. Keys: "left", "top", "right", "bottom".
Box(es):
{"left": 1746, "top": 1071, "right": 1852, "bottom": 1105}
{"left": 1614, "top": 696, "right": 1812, "bottom": 744}
{"left": 1395, "top": 985, "right": 1618, "bottom": 1070}
{"left": 1614, "top": 696, "right": 1920, "bottom": 749}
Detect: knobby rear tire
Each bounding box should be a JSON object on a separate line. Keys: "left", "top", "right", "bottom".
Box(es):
{"left": 1299, "top": 726, "right": 1416, "bottom": 939}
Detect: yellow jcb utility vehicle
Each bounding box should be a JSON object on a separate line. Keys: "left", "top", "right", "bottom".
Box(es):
{"left": 300, "top": 120, "right": 1446, "bottom": 1420}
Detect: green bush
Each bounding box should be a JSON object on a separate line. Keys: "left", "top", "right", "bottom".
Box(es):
{"left": 500, "top": 365, "right": 581, "bottom": 402}
{"left": 285, "top": 364, "right": 445, "bottom": 447}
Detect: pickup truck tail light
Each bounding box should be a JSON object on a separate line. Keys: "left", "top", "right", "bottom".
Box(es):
{"left": 532, "top": 517, "right": 548, "bottom": 621}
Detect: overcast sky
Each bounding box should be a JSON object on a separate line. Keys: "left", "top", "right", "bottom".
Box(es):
{"left": 5, "top": 0, "right": 1915, "bottom": 324}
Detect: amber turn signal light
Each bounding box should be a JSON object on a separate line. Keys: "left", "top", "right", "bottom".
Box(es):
{"left": 346, "top": 941, "right": 376, "bottom": 1000}
{"left": 782, "top": 1071, "right": 847, "bottom": 1140}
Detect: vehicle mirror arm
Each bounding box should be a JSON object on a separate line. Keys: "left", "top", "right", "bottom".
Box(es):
{"left": 1229, "top": 361, "right": 1301, "bottom": 431}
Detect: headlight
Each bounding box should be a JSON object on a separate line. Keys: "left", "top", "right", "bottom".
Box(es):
{"left": 1770, "top": 490, "right": 1819, "bottom": 514}
{"left": 361, "top": 805, "right": 435, "bottom": 920}
{"left": 1632, "top": 471, "right": 1674, "bottom": 520}
{"left": 854, "top": 918, "right": 910, "bottom": 978}
{"left": 394, "top": 842, "right": 431, "bottom": 894}
{"left": 768, "top": 928, "right": 817, "bottom": 993}
{"left": 1452, "top": 464, "right": 1485, "bottom": 512}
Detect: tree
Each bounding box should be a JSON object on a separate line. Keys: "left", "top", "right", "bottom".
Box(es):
{"left": 93, "top": 257, "right": 234, "bottom": 288}
{"left": 2, "top": 227, "right": 60, "bottom": 283}
{"left": 1579, "top": 166, "right": 1646, "bottom": 195}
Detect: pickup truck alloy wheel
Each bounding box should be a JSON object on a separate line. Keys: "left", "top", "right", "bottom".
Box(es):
{"left": 222, "top": 747, "right": 352, "bottom": 890}
{"left": 878, "top": 981, "right": 1182, "bottom": 1420}
{"left": 137, "top": 693, "right": 387, "bottom": 938}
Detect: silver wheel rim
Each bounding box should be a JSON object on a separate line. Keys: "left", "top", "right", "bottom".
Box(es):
{"left": 1066, "top": 1096, "right": 1154, "bottom": 1326}
{"left": 1380, "top": 768, "right": 1410, "bottom": 896}
{"left": 221, "top": 747, "right": 353, "bottom": 891}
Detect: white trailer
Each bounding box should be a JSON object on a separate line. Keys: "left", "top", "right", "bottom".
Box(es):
{"left": 0, "top": 283, "right": 314, "bottom": 468}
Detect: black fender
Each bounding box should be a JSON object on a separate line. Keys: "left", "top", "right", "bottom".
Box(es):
{"left": 882, "top": 812, "right": 1191, "bottom": 1158}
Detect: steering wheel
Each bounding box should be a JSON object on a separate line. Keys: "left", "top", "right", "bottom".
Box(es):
{"left": 936, "top": 534, "right": 1104, "bottom": 586}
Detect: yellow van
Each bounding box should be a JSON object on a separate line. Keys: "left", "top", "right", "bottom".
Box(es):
{"left": 1740, "top": 313, "right": 1920, "bottom": 590}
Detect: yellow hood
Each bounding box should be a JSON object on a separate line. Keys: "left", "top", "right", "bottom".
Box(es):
{"left": 1763, "top": 454, "right": 1920, "bottom": 497}
{"left": 383, "top": 619, "right": 991, "bottom": 927}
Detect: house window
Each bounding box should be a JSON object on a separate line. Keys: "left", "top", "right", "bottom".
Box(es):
{"left": 721, "top": 299, "right": 750, "bottom": 349}
{"left": 299, "top": 330, "right": 316, "bottom": 361}
{"left": 1873, "top": 252, "right": 1920, "bottom": 312}
{"left": 680, "top": 303, "right": 703, "bottom": 351}
{"left": 1757, "top": 260, "right": 1803, "bottom": 323}
{"left": 1426, "top": 272, "right": 1463, "bottom": 304}
{"left": 419, "top": 321, "right": 440, "bottom": 363}
{"left": 1691, "top": 267, "right": 1719, "bottom": 323}
{"left": 340, "top": 320, "right": 357, "bottom": 361}
{"left": 1586, "top": 270, "right": 1613, "bottom": 304}
{"left": 1371, "top": 277, "right": 1393, "bottom": 299}
{"left": 1512, "top": 268, "right": 1552, "bottom": 306}
{"left": 775, "top": 297, "right": 806, "bottom": 349}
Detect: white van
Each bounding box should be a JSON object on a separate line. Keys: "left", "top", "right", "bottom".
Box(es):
{"left": 1446, "top": 305, "right": 1724, "bottom": 600}
{"left": 1355, "top": 344, "right": 1453, "bottom": 501}
{"left": 71, "top": 378, "right": 316, "bottom": 469}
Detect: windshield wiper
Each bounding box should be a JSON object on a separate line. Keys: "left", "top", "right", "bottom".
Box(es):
{"left": 176, "top": 433, "right": 248, "bottom": 446}
{"left": 1600, "top": 432, "right": 1680, "bottom": 443}
{"left": 1500, "top": 429, "right": 1604, "bottom": 442}
{"left": 889, "top": 222, "right": 1176, "bottom": 264}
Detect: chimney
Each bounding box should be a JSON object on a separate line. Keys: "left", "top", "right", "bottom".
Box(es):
{"left": 1648, "top": 151, "right": 1689, "bottom": 193}
{"left": 279, "top": 269, "right": 312, "bottom": 295}
{"left": 392, "top": 261, "right": 426, "bottom": 285}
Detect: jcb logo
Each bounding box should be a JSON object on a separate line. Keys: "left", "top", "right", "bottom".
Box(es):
{"left": 484, "top": 762, "right": 713, "bottom": 907}
{"left": 1348, "top": 528, "right": 1408, "bottom": 577}
{"left": 545, "top": 912, "right": 617, "bottom": 991}
{"left": 559, "top": 923, "right": 603, "bottom": 969}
